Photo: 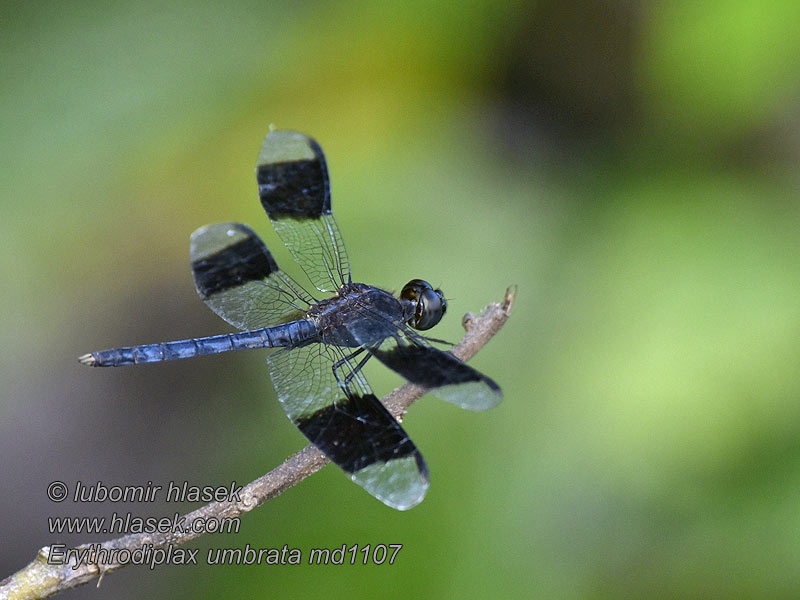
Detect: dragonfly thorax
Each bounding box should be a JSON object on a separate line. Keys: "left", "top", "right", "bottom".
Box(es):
{"left": 308, "top": 283, "right": 405, "bottom": 347}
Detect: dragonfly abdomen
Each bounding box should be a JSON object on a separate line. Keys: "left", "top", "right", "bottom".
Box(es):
{"left": 79, "top": 320, "right": 318, "bottom": 367}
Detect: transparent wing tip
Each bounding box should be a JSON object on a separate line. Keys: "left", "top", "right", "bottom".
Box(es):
{"left": 434, "top": 380, "right": 503, "bottom": 412}
{"left": 351, "top": 455, "right": 430, "bottom": 511}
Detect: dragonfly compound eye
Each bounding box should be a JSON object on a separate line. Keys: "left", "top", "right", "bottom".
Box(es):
{"left": 401, "top": 279, "right": 446, "bottom": 330}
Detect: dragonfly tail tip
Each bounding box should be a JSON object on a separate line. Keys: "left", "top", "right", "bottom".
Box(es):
{"left": 78, "top": 353, "right": 98, "bottom": 367}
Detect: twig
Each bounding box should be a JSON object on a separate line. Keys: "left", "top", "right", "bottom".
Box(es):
{"left": 0, "top": 288, "right": 515, "bottom": 600}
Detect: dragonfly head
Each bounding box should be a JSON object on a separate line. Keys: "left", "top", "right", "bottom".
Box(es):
{"left": 401, "top": 279, "right": 446, "bottom": 330}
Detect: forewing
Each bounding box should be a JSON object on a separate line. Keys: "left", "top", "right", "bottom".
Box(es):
{"left": 267, "top": 343, "right": 429, "bottom": 510}
{"left": 255, "top": 130, "right": 350, "bottom": 292}
{"left": 372, "top": 336, "right": 502, "bottom": 411}
{"left": 190, "top": 222, "right": 314, "bottom": 331}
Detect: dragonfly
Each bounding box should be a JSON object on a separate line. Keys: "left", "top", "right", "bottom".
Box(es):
{"left": 79, "top": 130, "right": 501, "bottom": 510}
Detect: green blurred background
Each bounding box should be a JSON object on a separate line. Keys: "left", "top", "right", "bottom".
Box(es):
{"left": 3, "top": 0, "right": 800, "bottom": 598}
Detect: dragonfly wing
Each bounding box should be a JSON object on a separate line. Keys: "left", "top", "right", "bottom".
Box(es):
{"left": 190, "top": 222, "right": 314, "bottom": 330}
{"left": 256, "top": 130, "right": 350, "bottom": 293}
{"left": 267, "top": 342, "right": 428, "bottom": 510}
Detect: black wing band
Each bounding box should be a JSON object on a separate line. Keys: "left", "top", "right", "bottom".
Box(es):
{"left": 192, "top": 232, "right": 279, "bottom": 298}
{"left": 372, "top": 341, "right": 502, "bottom": 411}
{"left": 294, "top": 391, "right": 421, "bottom": 473}
{"left": 257, "top": 152, "right": 330, "bottom": 219}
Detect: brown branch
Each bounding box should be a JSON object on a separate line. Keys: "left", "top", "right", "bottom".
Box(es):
{"left": 0, "top": 287, "right": 515, "bottom": 600}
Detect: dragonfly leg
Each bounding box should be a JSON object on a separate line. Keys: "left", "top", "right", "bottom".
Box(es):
{"left": 331, "top": 347, "right": 367, "bottom": 390}
{"left": 342, "top": 351, "right": 373, "bottom": 388}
